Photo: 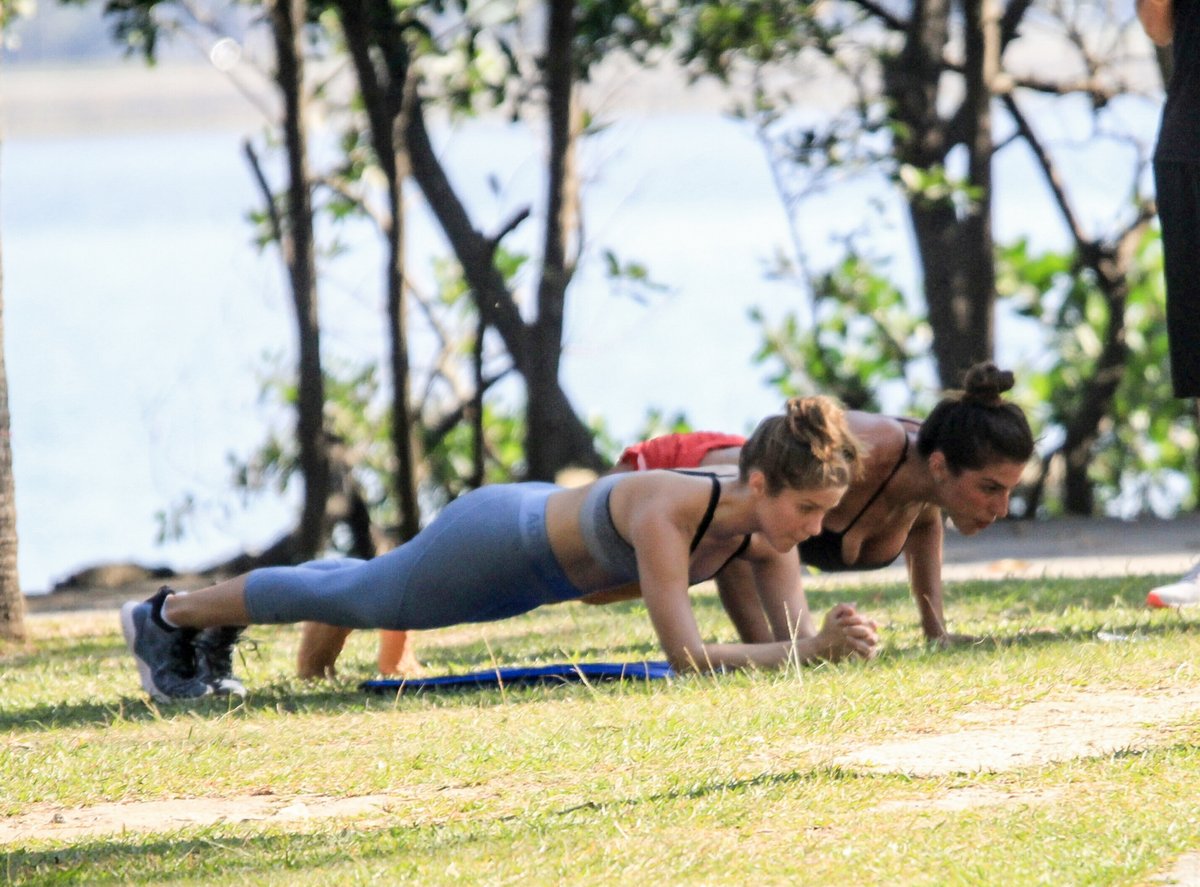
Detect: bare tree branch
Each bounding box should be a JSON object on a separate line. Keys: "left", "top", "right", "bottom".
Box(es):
{"left": 487, "top": 206, "right": 532, "bottom": 254}
{"left": 1005, "top": 75, "right": 1121, "bottom": 104}
{"left": 242, "top": 140, "right": 283, "bottom": 242}
{"left": 999, "top": 0, "right": 1035, "bottom": 48}
{"left": 426, "top": 367, "right": 514, "bottom": 444}
{"left": 1000, "top": 91, "right": 1091, "bottom": 250}
{"left": 845, "top": 0, "right": 909, "bottom": 33}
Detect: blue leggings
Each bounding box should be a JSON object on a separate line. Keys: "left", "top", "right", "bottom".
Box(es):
{"left": 243, "top": 483, "right": 584, "bottom": 630}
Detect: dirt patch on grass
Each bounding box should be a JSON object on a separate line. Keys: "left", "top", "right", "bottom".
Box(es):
{"left": 833, "top": 687, "right": 1200, "bottom": 777}
{"left": 1153, "top": 852, "right": 1200, "bottom": 885}
{"left": 3, "top": 793, "right": 399, "bottom": 844}
{"left": 2, "top": 784, "right": 493, "bottom": 846}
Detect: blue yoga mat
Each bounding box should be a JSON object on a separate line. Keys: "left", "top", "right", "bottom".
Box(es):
{"left": 360, "top": 660, "right": 674, "bottom": 694}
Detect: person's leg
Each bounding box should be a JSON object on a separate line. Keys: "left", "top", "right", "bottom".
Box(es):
{"left": 1146, "top": 160, "right": 1200, "bottom": 605}
{"left": 239, "top": 484, "right": 572, "bottom": 631}
{"left": 120, "top": 586, "right": 215, "bottom": 702}
{"left": 270, "top": 557, "right": 371, "bottom": 677}
{"left": 123, "top": 483, "right": 573, "bottom": 698}
{"left": 296, "top": 624, "right": 422, "bottom": 678}
{"left": 176, "top": 487, "right": 558, "bottom": 633}
{"left": 196, "top": 626, "right": 249, "bottom": 696}
{"left": 1155, "top": 160, "right": 1200, "bottom": 398}
{"left": 122, "top": 565, "right": 354, "bottom": 701}
{"left": 376, "top": 630, "right": 423, "bottom": 676}
{"left": 161, "top": 574, "right": 253, "bottom": 626}
{"left": 297, "top": 622, "right": 355, "bottom": 678}
{"left": 715, "top": 560, "right": 774, "bottom": 643}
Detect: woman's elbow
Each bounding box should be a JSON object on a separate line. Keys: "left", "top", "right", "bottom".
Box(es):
{"left": 1145, "top": 21, "right": 1174, "bottom": 45}
{"left": 1137, "top": 0, "right": 1174, "bottom": 45}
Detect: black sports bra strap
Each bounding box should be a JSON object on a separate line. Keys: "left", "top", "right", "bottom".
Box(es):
{"left": 670, "top": 469, "right": 749, "bottom": 573}
{"left": 839, "top": 428, "right": 910, "bottom": 535}
{"left": 689, "top": 474, "right": 722, "bottom": 552}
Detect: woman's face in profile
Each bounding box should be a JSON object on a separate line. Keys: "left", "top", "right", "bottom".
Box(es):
{"left": 757, "top": 483, "right": 847, "bottom": 553}
{"left": 939, "top": 459, "right": 1025, "bottom": 535}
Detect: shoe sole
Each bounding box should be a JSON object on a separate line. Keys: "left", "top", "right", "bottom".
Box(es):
{"left": 1146, "top": 586, "right": 1200, "bottom": 609}
{"left": 1147, "top": 595, "right": 1200, "bottom": 608}
{"left": 212, "top": 679, "right": 248, "bottom": 697}
{"left": 120, "top": 601, "right": 171, "bottom": 703}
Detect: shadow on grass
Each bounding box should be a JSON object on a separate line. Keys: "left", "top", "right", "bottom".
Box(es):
{"left": 0, "top": 655, "right": 680, "bottom": 733}
{"left": 0, "top": 637, "right": 131, "bottom": 670}
{"left": 554, "top": 763, "right": 878, "bottom": 817}
{"left": 8, "top": 627, "right": 1199, "bottom": 735}
{"left": 4, "top": 826, "right": 431, "bottom": 886}
{"left": 3, "top": 615, "right": 681, "bottom": 731}
{"left": 879, "top": 616, "right": 1200, "bottom": 665}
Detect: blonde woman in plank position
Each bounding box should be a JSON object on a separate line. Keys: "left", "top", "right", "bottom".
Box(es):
{"left": 122, "top": 396, "right": 879, "bottom": 700}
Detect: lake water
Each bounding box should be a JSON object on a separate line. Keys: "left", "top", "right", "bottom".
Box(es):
{"left": 0, "top": 61, "right": 1164, "bottom": 592}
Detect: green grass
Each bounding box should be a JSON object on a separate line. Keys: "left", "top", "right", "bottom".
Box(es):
{"left": 3, "top": 573, "right": 1200, "bottom": 885}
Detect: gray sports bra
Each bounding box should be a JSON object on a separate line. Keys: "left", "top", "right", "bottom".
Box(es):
{"left": 579, "top": 471, "right": 752, "bottom": 583}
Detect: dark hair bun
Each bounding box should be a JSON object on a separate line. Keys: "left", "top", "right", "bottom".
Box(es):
{"left": 961, "top": 362, "right": 1014, "bottom": 406}
{"left": 916, "top": 361, "right": 1034, "bottom": 469}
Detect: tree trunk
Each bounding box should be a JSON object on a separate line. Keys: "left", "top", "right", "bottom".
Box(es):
{"left": 471, "top": 309, "right": 486, "bottom": 487}
{"left": 885, "top": 0, "right": 995, "bottom": 388}
{"left": 335, "top": 0, "right": 604, "bottom": 481}
{"left": 0, "top": 147, "right": 25, "bottom": 643}
{"left": 956, "top": 0, "right": 999, "bottom": 378}
{"left": 385, "top": 110, "right": 422, "bottom": 540}
{"left": 908, "top": 203, "right": 992, "bottom": 387}
{"left": 526, "top": 0, "right": 582, "bottom": 479}
{"left": 999, "top": 78, "right": 1155, "bottom": 515}
{"left": 271, "top": 0, "right": 330, "bottom": 559}
{"left": 1057, "top": 242, "right": 1140, "bottom": 515}
{"left": 336, "top": 0, "right": 424, "bottom": 539}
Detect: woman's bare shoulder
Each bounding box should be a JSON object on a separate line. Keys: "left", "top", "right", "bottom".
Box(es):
{"left": 847, "top": 412, "right": 910, "bottom": 467}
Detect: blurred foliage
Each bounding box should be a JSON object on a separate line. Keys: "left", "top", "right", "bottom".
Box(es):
{"left": 750, "top": 251, "right": 931, "bottom": 413}
{"left": 999, "top": 229, "right": 1198, "bottom": 517}
{"left": 156, "top": 352, "right": 530, "bottom": 546}
{"left": 0, "top": 0, "right": 29, "bottom": 36}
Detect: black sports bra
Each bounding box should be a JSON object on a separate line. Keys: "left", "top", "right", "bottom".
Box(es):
{"left": 799, "top": 420, "right": 917, "bottom": 572}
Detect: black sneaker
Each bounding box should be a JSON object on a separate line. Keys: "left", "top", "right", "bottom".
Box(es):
{"left": 119, "top": 587, "right": 213, "bottom": 702}
{"left": 195, "top": 626, "right": 248, "bottom": 696}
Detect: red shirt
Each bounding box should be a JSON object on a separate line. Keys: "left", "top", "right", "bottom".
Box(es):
{"left": 616, "top": 431, "right": 747, "bottom": 471}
